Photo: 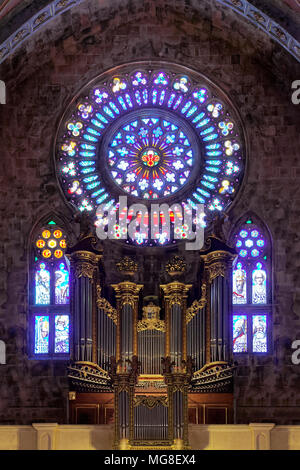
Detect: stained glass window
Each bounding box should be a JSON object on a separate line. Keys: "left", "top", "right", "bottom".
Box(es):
{"left": 231, "top": 218, "right": 271, "bottom": 354}
{"left": 55, "top": 62, "right": 245, "bottom": 245}
{"left": 233, "top": 263, "right": 247, "bottom": 305}
{"left": 35, "top": 263, "right": 50, "bottom": 305}
{"left": 34, "top": 316, "right": 49, "bottom": 354}
{"left": 233, "top": 315, "right": 247, "bottom": 353}
{"left": 55, "top": 263, "right": 70, "bottom": 305}
{"left": 252, "top": 264, "right": 267, "bottom": 305}
{"left": 252, "top": 315, "right": 267, "bottom": 353}
{"left": 107, "top": 114, "right": 194, "bottom": 199}
{"left": 30, "top": 221, "right": 70, "bottom": 358}
{"left": 54, "top": 315, "right": 70, "bottom": 353}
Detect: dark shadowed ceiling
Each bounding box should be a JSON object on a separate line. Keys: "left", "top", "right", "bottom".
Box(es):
{"left": 0, "top": 0, "right": 299, "bottom": 49}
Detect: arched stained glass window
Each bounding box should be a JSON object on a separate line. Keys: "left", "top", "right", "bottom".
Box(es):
{"left": 30, "top": 220, "right": 70, "bottom": 358}
{"left": 231, "top": 217, "right": 272, "bottom": 354}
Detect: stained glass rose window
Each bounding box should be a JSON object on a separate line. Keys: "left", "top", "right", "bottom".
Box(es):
{"left": 55, "top": 62, "right": 246, "bottom": 241}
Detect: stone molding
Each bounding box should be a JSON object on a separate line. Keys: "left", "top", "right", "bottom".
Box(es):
{"left": 0, "top": 0, "right": 299, "bottom": 66}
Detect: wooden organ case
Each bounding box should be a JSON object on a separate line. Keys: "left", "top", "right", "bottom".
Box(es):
{"left": 66, "top": 229, "right": 237, "bottom": 450}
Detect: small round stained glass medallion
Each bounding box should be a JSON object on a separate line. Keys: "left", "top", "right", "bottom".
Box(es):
{"left": 141, "top": 148, "right": 161, "bottom": 167}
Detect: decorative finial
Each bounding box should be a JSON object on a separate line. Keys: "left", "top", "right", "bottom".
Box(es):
{"left": 116, "top": 256, "right": 138, "bottom": 276}
{"left": 165, "top": 255, "right": 187, "bottom": 277}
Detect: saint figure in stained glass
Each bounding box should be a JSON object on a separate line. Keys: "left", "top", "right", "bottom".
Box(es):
{"left": 253, "top": 315, "right": 267, "bottom": 352}
{"left": 233, "top": 263, "right": 247, "bottom": 304}
{"left": 233, "top": 315, "right": 247, "bottom": 353}
{"left": 35, "top": 263, "right": 50, "bottom": 305}
{"left": 54, "top": 315, "right": 70, "bottom": 353}
{"left": 34, "top": 316, "right": 49, "bottom": 354}
{"left": 55, "top": 263, "right": 70, "bottom": 305}
{"left": 252, "top": 264, "right": 267, "bottom": 304}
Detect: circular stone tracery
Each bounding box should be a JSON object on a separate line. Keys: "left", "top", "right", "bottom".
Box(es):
{"left": 55, "top": 61, "right": 246, "bottom": 235}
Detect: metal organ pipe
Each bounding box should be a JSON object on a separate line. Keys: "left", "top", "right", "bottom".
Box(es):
{"left": 223, "top": 277, "right": 229, "bottom": 362}
{"left": 96, "top": 307, "right": 116, "bottom": 370}
{"left": 187, "top": 306, "right": 206, "bottom": 371}
{"left": 170, "top": 304, "right": 182, "bottom": 367}
{"left": 209, "top": 275, "right": 231, "bottom": 363}
{"left": 74, "top": 278, "right": 80, "bottom": 361}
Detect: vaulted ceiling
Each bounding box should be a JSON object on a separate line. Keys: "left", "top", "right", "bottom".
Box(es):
{"left": 0, "top": 0, "right": 299, "bottom": 63}
{"left": 0, "top": 0, "right": 299, "bottom": 33}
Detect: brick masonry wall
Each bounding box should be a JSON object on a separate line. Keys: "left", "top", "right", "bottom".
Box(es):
{"left": 0, "top": 0, "right": 299, "bottom": 424}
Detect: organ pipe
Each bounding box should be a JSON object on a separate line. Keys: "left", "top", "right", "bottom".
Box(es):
{"left": 67, "top": 245, "right": 102, "bottom": 362}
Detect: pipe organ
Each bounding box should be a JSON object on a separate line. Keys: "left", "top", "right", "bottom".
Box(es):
{"left": 67, "top": 230, "right": 237, "bottom": 449}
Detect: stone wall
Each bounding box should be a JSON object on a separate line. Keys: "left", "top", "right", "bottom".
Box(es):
{"left": 0, "top": 0, "right": 299, "bottom": 424}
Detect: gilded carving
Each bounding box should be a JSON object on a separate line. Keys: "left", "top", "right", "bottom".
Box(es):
{"left": 133, "top": 396, "right": 168, "bottom": 409}
{"left": 112, "top": 282, "right": 143, "bottom": 308}
{"left": 161, "top": 282, "right": 192, "bottom": 307}
{"left": 96, "top": 285, "right": 118, "bottom": 324}
{"left": 74, "top": 262, "right": 95, "bottom": 279}
{"left": 202, "top": 250, "right": 237, "bottom": 284}
{"left": 186, "top": 284, "right": 207, "bottom": 323}
{"left": 165, "top": 256, "right": 187, "bottom": 277}
{"left": 116, "top": 256, "right": 138, "bottom": 275}
{"left": 137, "top": 303, "right": 165, "bottom": 332}
{"left": 68, "top": 250, "right": 101, "bottom": 279}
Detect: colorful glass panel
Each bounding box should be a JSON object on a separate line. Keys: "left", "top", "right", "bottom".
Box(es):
{"left": 34, "top": 316, "right": 50, "bottom": 354}
{"left": 233, "top": 263, "right": 247, "bottom": 304}
{"left": 252, "top": 315, "right": 267, "bottom": 353}
{"left": 55, "top": 63, "right": 245, "bottom": 232}
{"left": 35, "top": 263, "right": 50, "bottom": 305}
{"left": 54, "top": 315, "right": 70, "bottom": 353}
{"left": 252, "top": 263, "right": 267, "bottom": 304}
{"left": 55, "top": 263, "right": 70, "bottom": 305}
{"left": 107, "top": 114, "right": 194, "bottom": 199}
{"left": 232, "top": 220, "right": 270, "bottom": 355}
{"left": 36, "top": 227, "right": 67, "bottom": 260}
{"left": 233, "top": 315, "right": 247, "bottom": 353}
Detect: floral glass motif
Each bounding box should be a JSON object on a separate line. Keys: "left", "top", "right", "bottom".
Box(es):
{"left": 56, "top": 63, "right": 245, "bottom": 238}
{"left": 34, "top": 316, "right": 50, "bottom": 354}
{"left": 54, "top": 315, "right": 70, "bottom": 353}
{"left": 232, "top": 219, "right": 270, "bottom": 354}
{"left": 108, "top": 115, "right": 194, "bottom": 199}
{"left": 233, "top": 315, "right": 247, "bottom": 353}
{"left": 35, "top": 227, "right": 67, "bottom": 261}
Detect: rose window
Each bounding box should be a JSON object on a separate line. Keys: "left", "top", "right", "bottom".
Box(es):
{"left": 55, "top": 61, "right": 246, "bottom": 239}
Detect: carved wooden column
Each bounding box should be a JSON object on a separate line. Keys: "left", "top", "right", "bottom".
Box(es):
{"left": 67, "top": 234, "right": 102, "bottom": 363}
{"left": 200, "top": 235, "right": 237, "bottom": 364}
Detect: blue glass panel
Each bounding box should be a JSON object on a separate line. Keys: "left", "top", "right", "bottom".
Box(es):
{"left": 55, "top": 263, "right": 70, "bottom": 305}
{"left": 35, "top": 263, "right": 50, "bottom": 305}
{"left": 252, "top": 264, "right": 267, "bottom": 304}
{"left": 253, "top": 315, "right": 267, "bottom": 353}
{"left": 233, "top": 315, "right": 247, "bottom": 353}
{"left": 233, "top": 263, "right": 247, "bottom": 304}
{"left": 54, "top": 315, "right": 70, "bottom": 353}
{"left": 34, "top": 316, "right": 50, "bottom": 354}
